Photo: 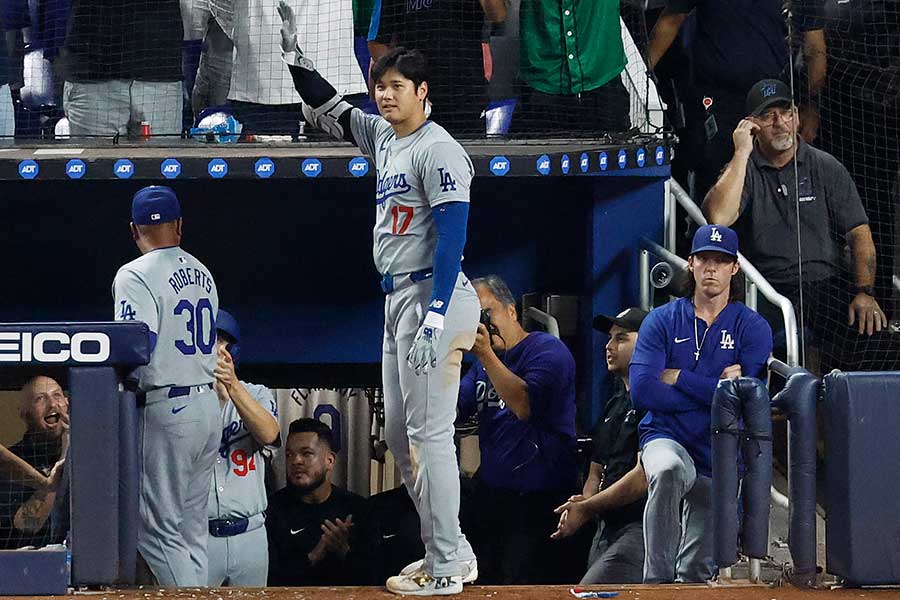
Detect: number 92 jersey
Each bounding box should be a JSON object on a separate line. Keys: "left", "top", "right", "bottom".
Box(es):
{"left": 113, "top": 247, "right": 219, "bottom": 391}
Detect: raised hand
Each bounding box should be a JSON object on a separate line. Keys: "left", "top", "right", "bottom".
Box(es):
{"left": 277, "top": 0, "right": 298, "bottom": 54}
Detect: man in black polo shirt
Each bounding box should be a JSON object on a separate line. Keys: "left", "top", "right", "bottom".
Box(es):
{"left": 646, "top": 0, "right": 826, "bottom": 212}
{"left": 703, "top": 78, "right": 888, "bottom": 371}
{"left": 578, "top": 307, "right": 648, "bottom": 584}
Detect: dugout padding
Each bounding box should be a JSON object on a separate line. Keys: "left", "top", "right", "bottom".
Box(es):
{"left": 824, "top": 371, "right": 900, "bottom": 585}
{"left": 0, "top": 322, "right": 149, "bottom": 595}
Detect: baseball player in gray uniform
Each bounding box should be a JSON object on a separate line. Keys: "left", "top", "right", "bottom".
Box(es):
{"left": 113, "top": 185, "right": 221, "bottom": 587}
{"left": 207, "top": 309, "right": 280, "bottom": 587}
{"left": 279, "top": 3, "right": 479, "bottom": 594}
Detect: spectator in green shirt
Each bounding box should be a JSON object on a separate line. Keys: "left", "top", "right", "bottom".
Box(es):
{"left": 513, "top": 0, "right": 630, "bottom": 136}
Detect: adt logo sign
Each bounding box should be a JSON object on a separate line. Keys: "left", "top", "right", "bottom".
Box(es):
{"left": 255, "top": 158, "right": 275, "bottom": 178}
{"left": 617, "top": 149, "right": 628, "bottom": 169}
{"left": 66, "top": 159, "right": 86, "bottom": 179}
{"left": 655, "top": 146, "right": 665, "bottom": 166}
{"left": 490, "top": 156, "right": 510, "bottom": 176}
{"left": 636, "top": 148, "right": 646, "bottom": 168}
{"left": 161, "top": 158, "right": 182, "bottom": 179}
{"left": 18, "top": 160, "right": 39, "bottom": 179}
{"left": 536, "top": 154, "right": 551, "bottom": 176}
{"left": 208, "top": 158, "right": 228, "bottom": 178}
{"left": 302, "top": 158, "right": 322, "bottom": 178}
{"left": 348, "top": 157, "right": 369, "bottom": 177}
{"left": 598, "top": 152, "right": 609, "bottom": 171}
{"left": 561, "top": 154, "right": 570, "bottom": 175}
{"left": 114, "top": 159, "right": 134, "bottom": 179}
{"left": 580, "top": 152, "right": 589, "bottom": 173}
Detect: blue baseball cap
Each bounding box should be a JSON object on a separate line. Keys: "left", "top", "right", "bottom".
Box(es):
{"left": 131, "top": 186, "right": 181, "bottom": 225}
{"left": 691, "top": 224, "right": 738, "bottom": 258}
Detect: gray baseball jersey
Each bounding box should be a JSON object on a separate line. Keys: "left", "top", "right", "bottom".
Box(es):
{"left": 208, "top": 382, "right": 278, "bottom": 520}
{"left": 347, "top": 110, "right": 479, "bottom": 580}
{"left": 113, "top": 246, "right": 219, "bottom": 391}
{"left": 113, "top": 245, "right": 221, "bottom": 586}
{"left": 350, "top": 111, "right": 474, "bottom": 276}
{"left": 206, "top": 381, "right": 276, "bottom": 587}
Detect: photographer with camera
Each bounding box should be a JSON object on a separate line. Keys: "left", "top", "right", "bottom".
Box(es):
{"left": 455, "top": 274, "right": 578, "bottom": 584}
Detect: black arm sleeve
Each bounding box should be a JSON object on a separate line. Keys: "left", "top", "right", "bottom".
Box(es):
{"left": 285, "top": 63, "right": 356, "bottom": 144}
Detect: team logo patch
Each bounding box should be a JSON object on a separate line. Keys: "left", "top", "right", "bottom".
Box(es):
{"left": 710, "top": 227, "right": 723, "bottom": 242}
{"left": 66, "top": 159, "right": 86, "bottom": 179}
{"left": 636, "top": 148, "right": 646, "bottom": 167}
{"left": 617, "top": 149, "right": 628, "bottom": 169}
{"left": 561, "top": 154, "right": 570, "bottom": 174}
{"left": 208, "top": 158, "right": 228, "bottom": 178}
{"left": 580, "top": 152, "right": 589, "bottom": 173}
{"left": 348, "top": 157, "right": 368, "bottom": 177}
{"left": 489, "top": 156, "right": 510, "bottom": 176}
{"left": 114, "top": 159, "right": 134, "bottom": 179}
{"left": 255, "top": 158, "right": 275, "bottom": 178}
{"left": 302, "top": 158, "right": 322, "bottom": 178}
{"left": 761, "top": 84, "right": 777, "bottom": 98}
{"left": 438, "top": 168, "right": 457, "bottom": 191}
{"left": 536, "top": 154, "right": 551, "bottom": 176}
{"left": 719, "top": 330, "right": 735, "bottom": 350}
{"left": 655, "top": 146, "right": 665, "bottom": 166}
{"left": 161, "top": 158, "right": 181, "bottom": 179}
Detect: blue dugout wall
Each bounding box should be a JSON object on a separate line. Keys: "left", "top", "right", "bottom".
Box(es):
{"left": 0, "top": 143, "right": 668, "bottom": 429}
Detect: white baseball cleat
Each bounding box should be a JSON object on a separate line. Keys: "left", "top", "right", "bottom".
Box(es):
{"left": 400, "top": 558, "right": 478, "bottom": 584}
{"left": 386, "top": 570, "right": 463, "bottom": 596}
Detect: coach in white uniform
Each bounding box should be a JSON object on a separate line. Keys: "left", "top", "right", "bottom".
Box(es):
{"left": 113, "top": 186, "right": 220, "bottom": 586}
{"left": 207, "top": 309, "right": 280, "bottom": 586}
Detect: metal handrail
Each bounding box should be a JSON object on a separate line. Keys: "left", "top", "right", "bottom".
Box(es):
{"left": 668, "top": 180, "right": 800, "bottom": 367}
{"left": 649, "top": 181, "right": 805, "bottom": 569}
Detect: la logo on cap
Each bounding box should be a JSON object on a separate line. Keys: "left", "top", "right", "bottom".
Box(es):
{"left": 151, "top": 213, "right": 161, "bottom": 221}
{"left": 710, "top": 227, "right": 723, "bottom": 242}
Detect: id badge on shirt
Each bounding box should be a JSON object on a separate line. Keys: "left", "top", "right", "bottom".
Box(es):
{"left": 704, "top": 114, "right": 718, "bottom": 140}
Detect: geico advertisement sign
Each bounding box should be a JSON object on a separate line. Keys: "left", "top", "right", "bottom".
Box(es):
{"left": 0, "top": 332, "right": 111, "bottom": 363}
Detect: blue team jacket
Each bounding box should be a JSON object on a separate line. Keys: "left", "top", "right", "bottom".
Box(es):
{"left": 629, "top": 297, "right": 772, "bottom": 477}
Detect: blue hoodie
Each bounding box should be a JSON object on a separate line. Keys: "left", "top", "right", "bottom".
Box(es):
{"left": 630, "top": 297, "right": 772, "bottom": 476}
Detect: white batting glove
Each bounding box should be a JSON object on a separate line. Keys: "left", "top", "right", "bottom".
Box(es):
{"left": 407, "top": 311, "right": 443, "bottom": 376}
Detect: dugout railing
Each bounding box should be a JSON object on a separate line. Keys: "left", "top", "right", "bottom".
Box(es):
{"left": 639, "top": 181, "right": 811, "bottom": 582}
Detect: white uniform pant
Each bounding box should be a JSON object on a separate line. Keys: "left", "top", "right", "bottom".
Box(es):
{"left": 138, "top": 386, "right": 220, "bottom": 586}
{"left": 207, "top": 515, "right": 268, "bottom": 587}
{"left": 641, "top": 438, "right": 716, "bottom": 583}
{"left": 382, "top": 272, "right": 479, "bottom": 578}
